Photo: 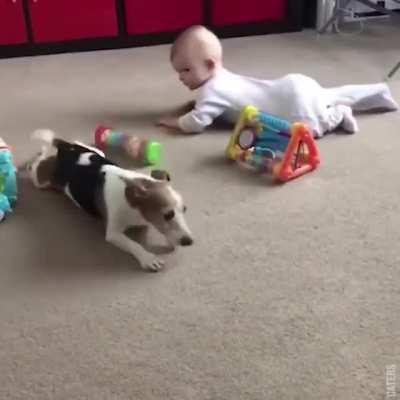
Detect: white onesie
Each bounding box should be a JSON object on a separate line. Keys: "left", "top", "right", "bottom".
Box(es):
{"left": 178, "top": 68, "right": 398, "bottom": 137}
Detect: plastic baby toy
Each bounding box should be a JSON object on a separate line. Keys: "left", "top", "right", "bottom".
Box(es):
{"left": 95, "top": 126, "right": 162, "bottom": 166}
{"left": 226, "top": 106, "right": 321, "bottom": 182}
{"left": 0, "top": 139, "right": 17, "bottom": 222}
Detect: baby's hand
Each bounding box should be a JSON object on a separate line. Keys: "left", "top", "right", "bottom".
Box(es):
{"left": 157, "top": 116, "right": 181, "bottom": 131}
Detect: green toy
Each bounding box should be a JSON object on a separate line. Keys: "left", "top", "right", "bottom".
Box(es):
{"left": 95, "top": 126, "right": 162, "bottom": 166}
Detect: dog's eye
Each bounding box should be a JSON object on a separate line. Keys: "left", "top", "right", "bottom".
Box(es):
{"left": 183, "top": 206, "right": 187, "bottom": 213}
{"left": 164, "top": 210, "right": 175, "bottom": 221}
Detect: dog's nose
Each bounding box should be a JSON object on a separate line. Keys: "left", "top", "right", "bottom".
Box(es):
{"left": 180, "top": 236, "right": 193, "bottom": 246}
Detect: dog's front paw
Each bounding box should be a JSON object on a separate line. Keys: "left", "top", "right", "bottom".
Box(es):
{"left": 139, "top": 255, "right": 165, "bottom": 272}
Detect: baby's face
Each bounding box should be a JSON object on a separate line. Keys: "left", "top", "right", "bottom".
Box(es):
{"left": 172, "top": 53, "right": 214, "bottom": 91}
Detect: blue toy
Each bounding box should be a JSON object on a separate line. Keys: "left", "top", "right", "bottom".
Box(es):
{"left": 0, "top": 139, "right": 17, "bottom": 222}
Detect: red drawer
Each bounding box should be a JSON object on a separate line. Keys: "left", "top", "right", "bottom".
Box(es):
{"left": 124, "top": 0, "right": 203, "bottom": 35}
{"left": 28, "top": 0, "right": 119, "bottom": 43}
{"left": 0, "top": 0, "right": 28, "bottom": 45}
{"left": 212, "top": 0, "right": 287, "bottom": 26}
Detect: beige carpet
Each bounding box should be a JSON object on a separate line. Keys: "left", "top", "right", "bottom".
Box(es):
{"left": 0, "top": 22, "right": 399, "bottom": 400}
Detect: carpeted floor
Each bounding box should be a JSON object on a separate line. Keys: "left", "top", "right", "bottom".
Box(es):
{"left": 0, "top": 22, "right": 399, "bottom": 400}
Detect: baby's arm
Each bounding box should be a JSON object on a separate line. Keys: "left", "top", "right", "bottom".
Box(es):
{"left": 158, "top": 101, "right": 195, "bottom": 131}
{"left": 158, "top": 116, "right": 182, "bottom": 131}
{"left": 159, "top": 95, "right": 228, "bottom": 134}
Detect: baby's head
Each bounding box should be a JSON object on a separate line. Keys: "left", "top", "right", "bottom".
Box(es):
{"left": 170, "top": 25, "right": 223, "bottom": 90}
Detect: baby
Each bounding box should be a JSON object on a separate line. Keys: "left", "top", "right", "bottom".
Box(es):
{"left": 159, "top": 25, "right": 398, "bottom": 137}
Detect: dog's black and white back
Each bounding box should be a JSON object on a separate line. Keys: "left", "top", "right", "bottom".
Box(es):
{"left": 28, "top": 130, "right": 193, "bottom": 272}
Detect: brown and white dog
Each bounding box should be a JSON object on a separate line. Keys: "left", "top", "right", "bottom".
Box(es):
{"left": 27, "top": 129, "right": 193, "bottom": 272}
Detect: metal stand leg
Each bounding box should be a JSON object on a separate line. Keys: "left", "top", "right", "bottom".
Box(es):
{"left": 318, "top": 0, "right": 351, "bottom": 34}
{"left": 387, "top": 61, "right": 400, "bottom": 80}
{"left": 357, "top": 0, "right": 397, "bottom": 15}
{"left": 318, "top": 0, "right": 397, "bottom": 34}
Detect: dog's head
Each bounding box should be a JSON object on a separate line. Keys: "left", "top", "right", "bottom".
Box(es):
{"left": 122, "top": 170, "right": 193, "bottom": 247}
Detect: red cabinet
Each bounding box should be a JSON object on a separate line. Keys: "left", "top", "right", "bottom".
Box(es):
{"left": 28, "top": 0, "right": 119, "bottom": 43}
{"left": 0, "top": 0, "right": 302, "bottom": 58}
{"left": 212, "top": 0, "right": 287, "bottom": 26}
{"left": 0, "top": 0, "right": 28, "bottom": 45}
{"left": 124, "top": 0, "right": 203, "bottom": 35}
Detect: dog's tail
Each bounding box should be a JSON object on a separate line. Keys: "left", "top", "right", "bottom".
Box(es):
{"left": 32, "top": 129, "right": 72, "bottom": 153}
{"left": 31, "top": 130, "right": 106, "bottom": 160}
{"left": 32, "top": 129, "right": 56, "bottom": 145}
{"left": 26, "top": 129, "right": 58, "bottom": 189}
{"left": 30, "top": 129, "right": 58, "bottom": 162}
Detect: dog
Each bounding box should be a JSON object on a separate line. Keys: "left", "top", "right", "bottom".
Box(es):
{"left": 27, "top": 129, "right": 193, "bottom": 272}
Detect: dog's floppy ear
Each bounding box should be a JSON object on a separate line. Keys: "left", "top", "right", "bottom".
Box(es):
{"left": 151, "top": 169, "right": 171, "bottom": 181}
{"left": 121, "top": 177, "right": 153, "bottom": 205}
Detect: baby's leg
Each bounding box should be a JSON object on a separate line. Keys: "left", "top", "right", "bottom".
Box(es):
{"left": 323, "top": 104, "right": 359, "bottom": 134}
{"left": 325, "top": 83, "right": 398, "bottom": 111}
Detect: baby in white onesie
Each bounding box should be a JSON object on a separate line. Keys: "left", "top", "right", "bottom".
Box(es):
{"left": 159, "top": 25, "right": 398, "bottom": 137}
